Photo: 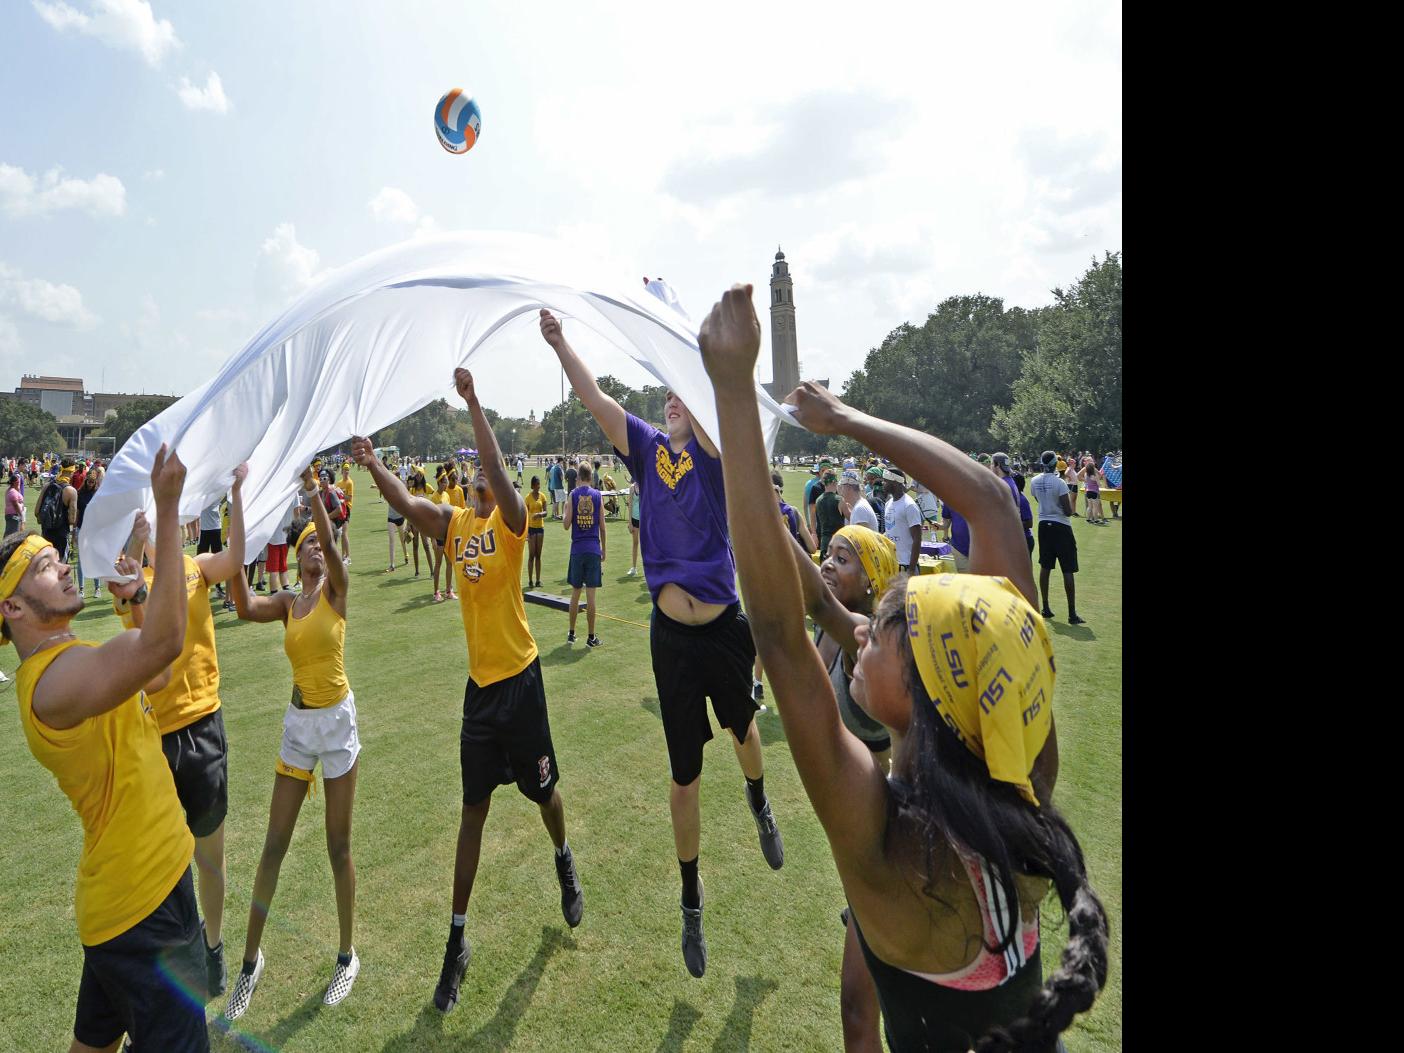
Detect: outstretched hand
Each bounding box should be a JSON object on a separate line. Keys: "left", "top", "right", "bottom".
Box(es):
{"left": 539, "top": 309, "right": 566, "bottom": 350}
{"left": 149, "top": 445, "right": 185, "bottom": 503}
{"left": 454, "top": 367, "right": 476, "bottom": 404}
{"left": 698, "top": 284, "right": 760, "bottom": 388}
{"left": 129, "top": 510, "right": 151, "bottom": 545}
{"left": 232, "top": 462, "right": 248, "bottom": 490}
{"left": 349, "top": 436, "right": 376, "bottom": 468}
{"left": 107, "top": 555, "right": 144, "bottom": 599}
{"left": 784, "top": 381, "right": 854, "bottom": 436}
{"left": 301, "top": 466, "right": 317, "bottom": 492}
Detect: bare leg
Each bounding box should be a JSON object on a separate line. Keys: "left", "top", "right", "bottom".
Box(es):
{"left": 452, "top": 797, "right": 492, "bottom": 915}
{"left": 387, "top": 521, "right": 396, "bottom": 569}
{"left": 537, "top": 786, "right": 567, "bottom": 850}
{"left": 1039, "top": 567, "right": 1052, "bottom": 612}
{"left": 669, "top": 777, "right": 701, "bottom": 863}
{"left": 840, "top": 913, "right": 884, "bottom": 1053}
{"left": 630, "top": 526, "right": 639, "bottom": 571}
{"left": 1063, "top": 572, "right": 1078, "bottom": 618}
{"left": 585, "top": 586, "right": 596, "bottom": 636}
{"left": 194, "top": 823, "right": 226, "bottom": 947}
{"left": 569, "top": 586, "right": 582, "bottom": 633}
{"left": 433, "top": 544, "right": 444, "bottom": 594}
{"left": 323, "top": 760, "right": 358, "bottom": 954}
{"left": 70, "top": 1040, "right": 121, "bottom": 1053}
{"left": 242, "top": 773, "right": 310, "bottom": 964}
{"left": 729, "top": 718, "right": 764, "bottom": 781}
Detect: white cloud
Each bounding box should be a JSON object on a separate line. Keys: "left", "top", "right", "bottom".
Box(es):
{"left": 143, "top": 168, "right": 164, "bottom": 181}
{"left": 367, "top": 187, "right": 438, "bottom": 238}
{"left": 119, "top": 292, "right": 160, "bottom": 351}
{"left": 258, "top": 223, "right": 322, "bottom": 297}
{"left": 0, "top": 163, "right": 126, "bottom": 218}
{"left": 0, "top": 314, "right": 20, "bottom": 355}
{"left": 31, "top": 0, "right": 180, "bottom": 68}
{"left": 176, "top": 71, "right": 230, "bottom": 114}
{"left": 0, "top": 262, "right": 99, "bottom": 329}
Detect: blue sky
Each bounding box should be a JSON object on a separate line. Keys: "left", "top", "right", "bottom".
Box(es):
{"left": 0, "top": 0, "right": 1121, "bottom": 418}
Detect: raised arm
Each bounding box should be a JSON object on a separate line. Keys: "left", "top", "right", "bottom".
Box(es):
{"left": 307, "top": 468, "right": 348, "bottom": 601}
{"left": 195, "top": 462, "right": 248, "bottom": 585}
{"left": 787, "top": 383, "right": 1036, "bottom": 606}
{"left": 539, "top": 310, "right": 629, "bottom": 453}
{"left": 351, "top": 436, "right": 451, "bottom": 542}
{"left": 31, "top": 447, "right": 189, "bottom": 729}
{"left": 698, "top": 285, "right": 886, "bottom": 855}
{"left": 454, "top": 368, "right": 526, "bottom": 535}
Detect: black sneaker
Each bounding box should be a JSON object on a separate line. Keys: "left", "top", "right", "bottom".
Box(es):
{"left": 681, "top": 884, "right": 707, "bottom": 978}
{"left": 1069, "top": 614, "right": 1087, "bottom": 625}
{"left": 433, "top": 934, "right": 472, "bottom": 1013}
{"left": 586, "top": 634, "right": 602, "bottom": 648}
{"left": 555, "top": 846, "right": 584, "bottom": 928}
{"left": 566, "top": 630, "right": 576, "bottom": 644}
{"left": 203, "top": 925, "right": 227, "bottom": 998}
{"left": 1041, "top": 607, "right": 1055, "bottom": 619}
{"left": 752, "top": 798, "right": 784, "bottom": 870}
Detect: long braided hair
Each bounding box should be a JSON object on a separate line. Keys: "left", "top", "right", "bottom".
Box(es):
{"left": 875, "top": 584, "right": 1110, "bottom": 1052}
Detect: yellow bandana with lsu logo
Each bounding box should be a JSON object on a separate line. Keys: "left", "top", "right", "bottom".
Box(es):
{"left": 833, "top": 525, "right": 898, "bottom": 600}
{"left": 0, "top": 534, "right": 51, "bottom": 604}
{"left": 905, "top": 573, "right": 1055, "bottom": 806}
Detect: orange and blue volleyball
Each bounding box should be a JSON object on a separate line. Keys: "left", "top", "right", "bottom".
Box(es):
{"left": 435, "top": 89, "right": 482, "bottom": 154}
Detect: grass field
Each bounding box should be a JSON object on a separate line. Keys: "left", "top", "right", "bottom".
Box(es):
{"left": 0, "top": 467, "right": 1121, "bottom": 1052}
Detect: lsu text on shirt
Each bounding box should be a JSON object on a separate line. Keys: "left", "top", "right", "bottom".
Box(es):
{"left": 446, "top": 504, "right": 537, "bottom": 686}
{"left": 16, "top": 641, "right": 193, "bottom": 945}
{"left": 117, "top": 554, "right": 221, "bottom": 734}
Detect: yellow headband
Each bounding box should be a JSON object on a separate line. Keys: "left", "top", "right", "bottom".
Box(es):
{"left": 905, "top": 574, "right": 1055, "bottom": 807}
{"left": 0, "top": 534, "right": 52, "bottom": 604}
{"left": 833, "top": 525, "right": 898, "bottom": 601}
{"left": 294, "top": 522, "right": 319, "bottom": 555}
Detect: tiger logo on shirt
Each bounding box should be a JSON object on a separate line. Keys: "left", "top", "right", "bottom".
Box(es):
{"left": 655, "top": 444, "right": 694, "bottom": 491}
{"left": 575, "top": 493, "right": 596, "bottom": 529}
{"left": 453, "top": 528, "right": 497, "bottom": 585}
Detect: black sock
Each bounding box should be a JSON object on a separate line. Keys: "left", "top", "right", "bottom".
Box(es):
{"left": 679, "top": 856, "right": 700, "bottom": 909}
{"left": 449, "top": 920, "right": 465, "bottom": 947}
{"left": 746, "top": 775, "right": 766, "bottom": 814}
{"left": 337, "top": 950, "right": 352, "bottom": 966}
{"left": 241, "top": 957, "right": 258, "bottom": 975}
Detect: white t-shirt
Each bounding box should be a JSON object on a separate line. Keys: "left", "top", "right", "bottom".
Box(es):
{"left": 847, "top": 496, "right": 879, "bottom": 532}
{"left": 1030, "top": 471, "right": 1071, "bottom": 526}
{"left": 884, "top": 492, "right": 923, "bottom": 566}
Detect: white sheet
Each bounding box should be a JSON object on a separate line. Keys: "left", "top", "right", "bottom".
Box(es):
{"left": 78, "top": 231, "right": 796, "bottom": 580}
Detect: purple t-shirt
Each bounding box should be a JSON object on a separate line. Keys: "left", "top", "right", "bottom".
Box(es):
{"left": 568, "top": 485, "right": 603, "bottom": 557}
{"left": 616, "top": 412, "right": 737, "bottom": 605}
{"left": 779, "top": 500, "right": 800, "bottom": 541}
{"left": 1017, "top": 493, "right": 1034, "bottom": 537}
{"left": 942, "top": 502, "right": 970, "bottom": 558}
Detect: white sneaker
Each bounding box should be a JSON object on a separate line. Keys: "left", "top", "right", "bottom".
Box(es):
{"left": 627, "top": 567, "right": 636, "bottom": 576}
{"left": 224, "top": 948, "right": 264, "bottom": 1020}
{"left": 323, "top": 947, "right": 360, "bottom": 1006}
{"left": 0, "top": 669, "right": 9, "bottom": 683}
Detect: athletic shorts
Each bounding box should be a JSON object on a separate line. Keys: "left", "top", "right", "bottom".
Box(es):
{"left": 630, "top": 517, "right": 640, "bottom": 530}
{"left": 278, "top": 691, "right": 361, "bottom": 782}
{"left": 567, "top": 552, "right": 602, "bottom": 589}
{"left": 73, "top": 868, "right": 209, "bottom": 1051}
{"left": 460, "top": 657, "right": 559, "bottom": 806}
{"left": 161, "top": 710, "right": 229, "bottom": 838}
{"left": 389, "top": 512, "right": 405, "bottom": 525}
{"left": 650, "top": 602, "right": 758, "bottom": 786}
{"left": 43, "top": 528, "right": 69, "bottom": 563}
{"left": 1037, "top": 521, "right": 1079, "bottom": 573}
{"left": 553, "top": 488, "right": 568, "bottom": 504}
{"left": 528, "top": 526, "right": 544, "bottom": 537}
{"left": 266, "top": 543, "right": 289, "bottom": 573}
{"left": 196, "top": 528, "right": 222, "bottom": 555}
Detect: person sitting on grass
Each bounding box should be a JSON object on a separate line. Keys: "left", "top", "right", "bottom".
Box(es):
{"left": 697, "top": 282, "right": 1107, "bottom": 1053}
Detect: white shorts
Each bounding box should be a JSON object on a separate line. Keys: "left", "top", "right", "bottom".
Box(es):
{"left": 553, "top": 488, "right": 567, "bottom": 504}
{"left": 279, "top": 691, "right": 361, "bottom": 781}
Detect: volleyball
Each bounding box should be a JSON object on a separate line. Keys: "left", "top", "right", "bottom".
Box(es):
{"left": 434, "top": 89, "right": 482, "bottom": 154}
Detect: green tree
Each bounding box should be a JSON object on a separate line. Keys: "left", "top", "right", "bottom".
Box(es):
{"left": 91, "top": 396, "right": 174, "bottom": 454}
{"left": 991, "top": 253, "right": 1122, "bottom": 453}
{"left": 0, "top": 399, "right": 64, "bottom": 456}
{"left": 842, "top": 295, "right": 1037, "bottom": 453}
{"left": 380, "top": 399, "right": 459, "bottom": 459}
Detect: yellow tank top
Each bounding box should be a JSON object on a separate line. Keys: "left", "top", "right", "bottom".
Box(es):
{"left": 446, "top": 505, "right": 536, "bottom": 687}
{"left": 118, "top": 555, "right": 220, "bottom": 733}
{"left": 447, "top": 485, "right": 467, "bottom": 509}
{"left": 16, "top": 641, "right": 193, "bottom": 946}
{"left": 283, "top": 588, "right": 350, "bottom": 708}
{"left": 526, "top": 490, "right": 547, "bottom": 527}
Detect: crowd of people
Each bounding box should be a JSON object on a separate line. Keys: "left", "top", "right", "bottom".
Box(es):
{"left": 0, "top": 289, "right": 1114, "bottom": 1053}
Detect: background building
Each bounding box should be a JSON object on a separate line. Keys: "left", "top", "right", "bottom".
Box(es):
{"left": 3, "top": 375, "right": 178, "bottom": 452}
{"left": 763, "top": 248, "right": 827, "bottom": 401}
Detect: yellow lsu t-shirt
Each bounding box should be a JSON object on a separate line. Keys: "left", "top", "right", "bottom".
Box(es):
{"left": 339, "top": 475, "right": 354, "bottom": 505}
{"left": 117, "top": 555, "right": 221, "bottom": 734}
{"left": 525, "top": 490, "right": 548, "bottom": 528}
{"left": 446, "top": 485, "right": 467, "bottom": 509}
{"left": 446, "top": 504, "right": 536, "bottom": 687}
{"left": 16, "top": 641, "right": 194, "bottom": 946}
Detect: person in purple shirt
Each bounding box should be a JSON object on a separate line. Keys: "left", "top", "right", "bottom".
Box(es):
{"left": 539, "top": 307, "right": 783, "bottom": 981}
{"left": 563, "top": 463, "right": 606, "bottom": 648}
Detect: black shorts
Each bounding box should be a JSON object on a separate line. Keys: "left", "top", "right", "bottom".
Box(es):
{"left": 528, "top": 526, "right": 544, "bottom": 537}
{"left": 1037, "top": 521, "right": 1079, "bottom": 573}
{"left": 650, "top": 602, "right": 758, "bottom": 786}
{"left": 196, "top": 528, "right": 222, "bottom": 555}
{"left": 162, "top": 710, "right": 229, "bottom": 837}
{"left": 460, "top": 657, "right": 560, "bottom": 806}
{"left": 389, "top": 513, "right": 405, "bottom": 525}
{"left": 74, "top": 868, "right": 209, "bottom": 1051}
{"left": 630, "top": 517, "right": 640, "bottom": 530}
{"left": 43, "top": 528, "right": 70, "bottom": 562}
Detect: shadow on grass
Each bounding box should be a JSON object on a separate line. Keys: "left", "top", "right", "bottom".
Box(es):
{"left": 538, "top": 643, "right": 589, "bottom": 668}
{"left": 653, "top": 997, "right": 702, "bottom": 1053}
{"left": 710, "top": 975, "right": 780, "bottom": 1051}
{"left": 1049, "top": 622, "right": 1096, "bottom": 642}
{"left": 640, "top": 696, "right": 661, "bottom": 722}
{"left": 211, "top": 986, "right": 324, "bottom": 1051}
{"left": 398, "top": 594, "right": 445, "bottom": 613}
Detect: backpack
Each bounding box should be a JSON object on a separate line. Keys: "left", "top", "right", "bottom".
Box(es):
{"left": 39, "top": 482, "right": 67, "bottom": 534}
